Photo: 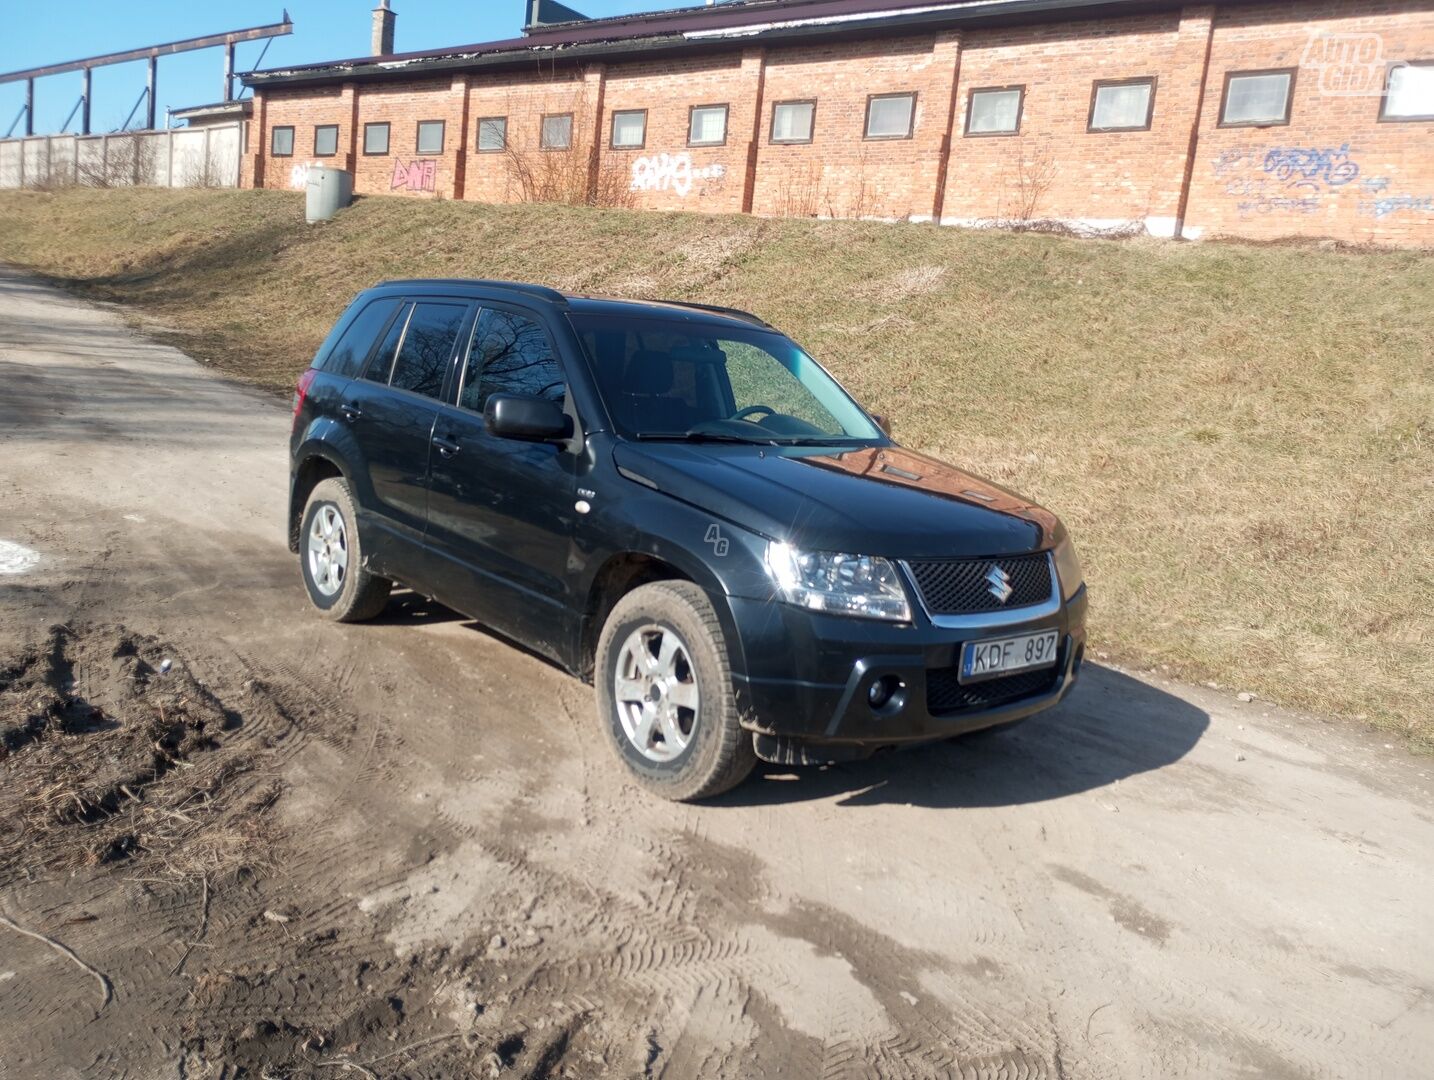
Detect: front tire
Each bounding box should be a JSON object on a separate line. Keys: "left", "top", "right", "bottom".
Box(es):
{"left": 595, "top": 581, "right": 756, "bottom": 801}
{"left": 299, "top": 477, "right": 392, "bottom": 622}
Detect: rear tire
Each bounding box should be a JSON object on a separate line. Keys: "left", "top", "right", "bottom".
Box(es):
{"left": 595, "top": 581, "right": 756, "bottom": 801}
{"left": 299, "top": 477, "right": 392, "bottom": 623}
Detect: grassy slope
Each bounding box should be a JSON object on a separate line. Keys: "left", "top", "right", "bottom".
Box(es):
{"left": 2, "top": 188, "right": 1431, "bottom": 745}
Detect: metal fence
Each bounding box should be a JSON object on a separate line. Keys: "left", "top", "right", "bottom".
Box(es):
{"left": 0, "top": 123, "right": 242, "bottom": 190}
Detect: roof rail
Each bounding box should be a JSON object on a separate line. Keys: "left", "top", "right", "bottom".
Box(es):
{"left": 658, "top": 299, "right": 772, "bottom": 329}
{"left": 378, "top": 278, "right": 569, "bottom": 305}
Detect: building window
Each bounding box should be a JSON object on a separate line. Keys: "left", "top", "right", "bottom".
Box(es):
{"left": 271, "top": 126, "right": 294, "bottom": 157}
{"left": 416, "top": 120, "right": 445, "bottom": 154}
{"left": 541, "top": 113, "right": 573, "bottom": 151}
{"left": 476, "top": 116, "right": 507, "bottom": 152}
{"left": 1219, "top": 69, "right": 1295, "bottom": 127}
{"left": 770, "top": 100, "right": 816, "bottom": 144}
{"left": 688, "top": 104, "right": 728, "bottom": 147}
{"left": 313, "top": 124, "right": 339, "bottom": 157}
{"left": 1088, "top": 77, "right": 1156, "bottom": 132}
{"left": 1380, "top": 61, "right": 1434, "bottom": 121}
{"left": 610, "top": 109, "right": 647, "bottom": 150}
{"left": 363, "top": 122, "right": 390, "bottom": 155}
{"left": 965, "top": 86, "right": 1024, "bottom": 136}
{"left": 865, "top": 92, "right": 916, "bottom": 140}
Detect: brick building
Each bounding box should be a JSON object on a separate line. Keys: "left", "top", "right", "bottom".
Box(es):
{"left": 241, "top": 0, "right": 1434, "bottom": 245}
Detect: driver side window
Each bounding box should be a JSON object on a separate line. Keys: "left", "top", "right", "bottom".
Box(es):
{"left": 459, "top": 308, "right": 565, "bottom": 415}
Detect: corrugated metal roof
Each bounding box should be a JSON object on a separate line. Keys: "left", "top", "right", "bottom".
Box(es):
{"left": 242, "top": 0, "right": 1186, "bottom": 88}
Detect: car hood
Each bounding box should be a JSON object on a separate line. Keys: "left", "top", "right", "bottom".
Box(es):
{"left": 612, "top": 441, "right": 1060, "bottom": 559}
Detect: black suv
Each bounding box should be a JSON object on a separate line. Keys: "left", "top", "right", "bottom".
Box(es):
{"left": 289, "top": 280, "right": 1087, "bottom": 800}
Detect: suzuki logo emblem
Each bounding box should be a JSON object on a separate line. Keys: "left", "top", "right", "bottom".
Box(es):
{"left": 985, "top": 564, "right": 1014, "bottom": 603}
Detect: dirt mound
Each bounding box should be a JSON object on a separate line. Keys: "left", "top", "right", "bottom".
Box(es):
{"left": 0, "top": 625, "right": 280, "bottom": 880}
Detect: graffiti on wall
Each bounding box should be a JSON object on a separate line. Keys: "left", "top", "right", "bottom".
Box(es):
{"left": 1212, "top": 143, "right": 1365, "bottom": 218}
{"left": 290, "top": 162, "right": 313, "bottom": 190}
{"left": 1359, "top": 192, "right": 1434, "bottom": 219}
{"left": 392, "top": 158, "right": 437, "bottom": 193}
{"left": 630, "top": 153, "right": 726, "bottom": 198}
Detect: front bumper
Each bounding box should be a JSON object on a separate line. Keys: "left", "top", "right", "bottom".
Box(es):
{"left": 729, "top": 584, "right": 1087, "bottom": 753}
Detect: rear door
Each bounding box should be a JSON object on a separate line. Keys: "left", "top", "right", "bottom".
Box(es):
{"left": 424, "top": 302, "right": 580, "bottom": 654}
{"left": 339, "top": 298, "right": 474, "bottom": 579}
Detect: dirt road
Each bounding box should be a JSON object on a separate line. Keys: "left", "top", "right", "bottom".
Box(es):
{"left": 1, "top": 265, "right": 1430, "bottom": 1080}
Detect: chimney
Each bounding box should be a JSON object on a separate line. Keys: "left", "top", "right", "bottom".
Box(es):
{"left": 372, "top": 0, "right": 396, "bottom": 56}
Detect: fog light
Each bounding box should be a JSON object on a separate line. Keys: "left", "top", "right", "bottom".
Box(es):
{"left": 867, "top": 675, "right": 906, "bottom": 714}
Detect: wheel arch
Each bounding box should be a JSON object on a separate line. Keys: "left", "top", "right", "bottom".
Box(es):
{"left": 289, "top": 450, "right": 347, "bottom": 552}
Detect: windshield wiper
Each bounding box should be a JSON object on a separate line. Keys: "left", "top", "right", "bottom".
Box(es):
{"left": 635, "top": 431, "right": 779, "bottom": 445}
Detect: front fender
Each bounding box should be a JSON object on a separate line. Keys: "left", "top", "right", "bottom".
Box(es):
{"left": 576, "top": 483, "right": 778, "bottom": 682}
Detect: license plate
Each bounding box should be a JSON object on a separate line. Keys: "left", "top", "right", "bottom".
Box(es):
{"left": 959, "top": 630, "right": 1059, "bottom": 684}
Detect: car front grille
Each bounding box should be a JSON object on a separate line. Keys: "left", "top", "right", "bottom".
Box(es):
{"left": 926, "top": 664, "right": 1060, "bottom": 716}
{"left": 905, "top": 552, "right": 1053, "bottom": 616}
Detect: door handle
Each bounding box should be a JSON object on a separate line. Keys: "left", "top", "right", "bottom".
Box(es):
{"left": 432, "top": 436, "right": 461, "bottom": 458}
{"left": 339, "top": 404, "right": 363, "bottom": 422}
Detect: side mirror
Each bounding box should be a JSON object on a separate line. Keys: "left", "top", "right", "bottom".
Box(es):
{"left": 484, "top": 393, "right": 573, "bottom": 442}
{"left": 872, "top": 413, "right": 893, "bottom": 437}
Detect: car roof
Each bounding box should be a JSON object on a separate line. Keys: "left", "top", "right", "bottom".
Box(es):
{"left": 369, "top": 278, "right": 774, "bottom": 331}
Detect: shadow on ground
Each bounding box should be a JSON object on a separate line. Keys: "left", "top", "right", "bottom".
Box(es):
{"left": 712, "top": 665, "right": 1208, "bottom": 810}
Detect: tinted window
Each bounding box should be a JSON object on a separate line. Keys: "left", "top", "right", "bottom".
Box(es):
{"left": 1089, "top": 79, "right": 1155, "bottom": 131}
{"left": 364, "top": 122, "right": 390, "bottom": 155}
{"left": 365, "top": 303, "right": 412, "bottom": 382}
{"left": 967, "top": 88, "right": 1023, "bottom": 135}
{"left": 689, "top": 105, "right": 728, "bottom": 146}
{"left": 866, "top": 94, "right": 915, "bottom": 139}
{"left": 314, "top": 124, "right": 339, "bottom": 157}
{"left": 417, "top": 120, "right": 444, "bottom": 154}
{"left": 390, "top": 303, "right": 468, "bottom": 399}
{"left": 541, "top": 114, "right": 573, "bottom": 150}
{"left": 771, "top": 101, "right": 815, "bottom": 143}
{"left": 271, "top": 126, "right": 294, "bottom": 156}
{"left": 460, "top": 309, "right": 564, "bottom": 414}
{"left": 478, "top": 116, "right": 507, "bottom": 151}
{"left": 321, "top": 297, "right": 403, "bottom": 377}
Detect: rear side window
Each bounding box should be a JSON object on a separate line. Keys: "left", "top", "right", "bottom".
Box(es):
{"left": 319, "top": 297, "right": 402, "bottom": 378}
{"left": 364, "top": 304, "right": 413, "bottom": 383}
{"left": 389, "top": 302, "right": 469, "bottom": 399}
{"left": 459, "top": 309, "right": 565, "bottom": 414}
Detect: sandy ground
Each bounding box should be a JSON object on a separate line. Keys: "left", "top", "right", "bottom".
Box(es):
{"left": 0, "top": 264, "right": 1430, "bottom": 1080}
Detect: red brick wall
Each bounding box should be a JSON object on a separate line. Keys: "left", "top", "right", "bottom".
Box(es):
{"left": 242, "top": 0, "right": 1434, "bottom": 246}
{"left": 941, "top": 10, "right": 1214, "bottom": 233}
{"left": 1183, "top": 1, "right": 1434, "bottom": 245}
{"left": 463, "top": 66, "right": 605, "bottom": 206}
{"left": 600, "top": 51, "right": 763, "bottom": 214}
{"left": 750, "top": 34, "right": 962, "bottom": 221}
{"left": 349, "top": 77, "right": 467, "bottom": 200}
{"left": 249, "top": 84, "right": 349, "bottom": 193}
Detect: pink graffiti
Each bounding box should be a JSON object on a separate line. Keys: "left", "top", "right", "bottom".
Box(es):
{"left": 391, "top": 158, "right": 438, "bottom": 193}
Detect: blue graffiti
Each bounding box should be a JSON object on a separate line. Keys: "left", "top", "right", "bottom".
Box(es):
{"left": 1359, "top": 194, "right": 1434, "bottom": 219}
{"left": 1360, "top": 176, "right": 1391, "bottom": 195}
{"left": 1262, "top": 144, "right": 1360, "bottom": 188}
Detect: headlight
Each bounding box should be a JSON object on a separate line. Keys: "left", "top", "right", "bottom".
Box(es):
{"left": 765, "top": 542, "right": 911, "bottom": 622}
{"left": 1053, "top": 533, "right": 1084, "bottom": 600}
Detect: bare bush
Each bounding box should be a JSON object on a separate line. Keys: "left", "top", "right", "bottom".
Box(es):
{"left": 500, "top": 72, "right": 635, "bottom": 209}
{"left": 776, "top": 163, "right": 824, "bottom": 218}
{"left": 77, "top": 134, "right": 160, "bottom": 188}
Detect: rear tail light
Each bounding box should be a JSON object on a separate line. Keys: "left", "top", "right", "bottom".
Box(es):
{"left": 293, "top": 368, "right": 318, "bottom": 423}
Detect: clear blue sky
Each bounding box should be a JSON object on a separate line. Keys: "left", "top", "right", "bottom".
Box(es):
{"left": 3, "top": 1, "right": 686, "bottom": 135}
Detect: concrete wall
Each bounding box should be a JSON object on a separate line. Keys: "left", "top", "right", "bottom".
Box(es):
{"left": 235, "top": 0, "right": 1434, "bottom": 245}
{"left": 0, "top": 124, "right": 243, "bottom": 190}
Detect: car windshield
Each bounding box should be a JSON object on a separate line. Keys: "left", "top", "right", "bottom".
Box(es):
{"left": 570, "top": 313, "right": 883, "bottom": 445}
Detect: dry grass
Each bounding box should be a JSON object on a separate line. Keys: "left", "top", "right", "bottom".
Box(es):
{"left": 1, "top": 188, "right": 1431, "bottom": 746}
